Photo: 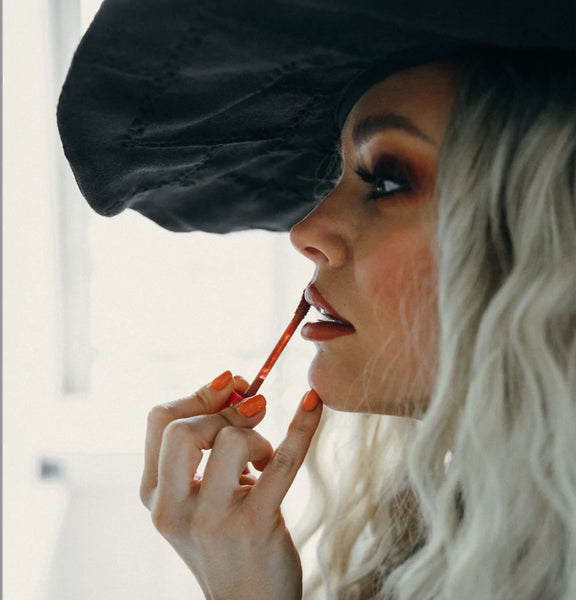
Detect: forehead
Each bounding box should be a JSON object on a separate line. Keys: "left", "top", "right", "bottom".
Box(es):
{"left": 341, "top": 62, "right": 460, "bottom": 149}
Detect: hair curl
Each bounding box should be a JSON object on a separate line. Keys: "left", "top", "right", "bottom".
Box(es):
{"left": 298, "top": 51, "right": 576, "bottom": 600}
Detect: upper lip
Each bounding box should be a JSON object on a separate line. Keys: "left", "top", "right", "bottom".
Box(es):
{"left": 304, "top": 284, "right": 354, "bottom": 327}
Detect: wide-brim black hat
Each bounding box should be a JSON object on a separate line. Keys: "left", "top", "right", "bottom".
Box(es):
{"left": 57, "top": 0, "right": 574, "bottom": 233}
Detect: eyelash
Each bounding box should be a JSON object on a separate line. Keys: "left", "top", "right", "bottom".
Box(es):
{"left": 355, "top": 160, "right": 413, "bottom": 201}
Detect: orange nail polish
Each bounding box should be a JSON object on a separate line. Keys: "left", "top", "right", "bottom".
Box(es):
{"left": 237, "top": 395, "right": 266, "bottom": 417}
{"left": 210, "top": 370, "right": 233, "bottom": 391}
{"left": 301, "top": 389, "right": 320, "bottom": 411}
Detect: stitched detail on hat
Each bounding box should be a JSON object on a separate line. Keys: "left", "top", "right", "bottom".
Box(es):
{"left": 121, "top": 88, "right": 334, "bottom": 150}
{"left": 114, "top": 93, "right": 338, "bottom": 204}
{"left": 118, "top": 149, "right": 222, "bottom": 200}
{"left": 117, "top": 0, "right": 344, "bottom": 150}
{"left": 120, "top": 23, "right": 207, "bottom": 146}
{"left": 119, "top": 29, "right": 334, "bottom": 146}
{"left": 110, "top": 147, "right": 329, "bottom": 207}
{"left": 81, "top": 56, "right": 156, "bottom": 79}
{"left": 120, "top": 75, "right": 335, "bottom": 149}
{"left": 117, "top": 148, "right": 303, "bottom": 205}
{"left": 120, "top": 88, "right": 334, "bottom": 148}
{"left": 120, "top": 136, "right": 286, "bottom": 149}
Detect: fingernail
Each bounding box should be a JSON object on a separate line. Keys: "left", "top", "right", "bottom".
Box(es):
{"left": 237, "top": 395, "right": 266, "bottom": 417}
{"left": 210, "top": 370, "right": 233, "bottom": 391}
{"left": 301, "top": 389, "right": 320, "bottom": 411}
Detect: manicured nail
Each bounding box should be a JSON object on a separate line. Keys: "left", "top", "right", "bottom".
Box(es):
{"left": 237, "top": 395, "right": 266, "bottom": 417}
{"left": 301, "top": 389, "right": 320, "bottom": 411}
{"left": 210, "top": 370, "right": 233, "bottom": 391}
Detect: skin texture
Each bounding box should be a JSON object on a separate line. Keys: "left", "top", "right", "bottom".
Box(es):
{"left": 141, "top": 373, "right": 323, "bottom": 600}
{"left": 291, "top": 62, "right": 459, "bottom": 417}
{"left": 141, "top": 63, "right": 460, "bottom": 600}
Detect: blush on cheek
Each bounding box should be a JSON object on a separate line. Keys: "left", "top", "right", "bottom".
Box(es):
{"left": 362, "top": 232, "right": 435, "bottom": 310}
{"left": 362, "top": 233, "right": 438, "bottom": 364}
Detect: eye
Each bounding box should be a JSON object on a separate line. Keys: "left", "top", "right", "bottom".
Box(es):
{"left": 355, "top": 157, "right": 414, "bottom": 201}
{"left": 374, "top": 177, "right": 405, "bottom": 197}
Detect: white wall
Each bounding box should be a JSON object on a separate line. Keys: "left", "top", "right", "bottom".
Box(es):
{"left": 4, "top": 2, "right": 316, "bottom": 599}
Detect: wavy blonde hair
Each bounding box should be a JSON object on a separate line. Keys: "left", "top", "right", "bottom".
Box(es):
{"left": 297, "top": 51, "right": 576, "bottom": 600}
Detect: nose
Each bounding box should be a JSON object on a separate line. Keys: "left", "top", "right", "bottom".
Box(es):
{"left": 289, "top": 187, "right": 349, "bottom": 268}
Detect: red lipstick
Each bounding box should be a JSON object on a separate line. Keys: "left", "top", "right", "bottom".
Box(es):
{"left": 222, "top": 294, "right": 310, "bottom": 407}
{"left": 301, "top": 285, "right": 355, "bottom": 342}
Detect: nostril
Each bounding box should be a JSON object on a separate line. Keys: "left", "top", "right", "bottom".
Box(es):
{"left": 304, "top": 247, "right": 328, "bottom": 261}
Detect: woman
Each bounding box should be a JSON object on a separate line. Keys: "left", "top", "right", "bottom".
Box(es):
{"left": 57, "top": 2, "right": 575, "bottom": 598}
{"left": 139, "top": 53, "right": 576, "bottom": 599}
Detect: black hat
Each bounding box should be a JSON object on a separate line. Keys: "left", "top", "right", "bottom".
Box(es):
{"left": 57, "top": 0, "right": 574, "bottom": 233}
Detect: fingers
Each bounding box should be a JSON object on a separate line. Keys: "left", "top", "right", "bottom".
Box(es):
{"left": 248, "top": 390, "right": 322, "bottom": 514}
{"left": 199, "top": 427, "right": 274, "bottom": 510}
{"left": 140, "top": 371, "right": 262, "bottom": 507}
{"left": 153, "top": 403, "right": 271, "bottom": 514}
{"left": 142, "top": 373, "right": 323, "bottom": 533}
{"left": 144, "top": 401, "right": 267, "bottom": 507}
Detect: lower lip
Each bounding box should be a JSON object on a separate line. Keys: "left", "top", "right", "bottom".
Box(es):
{"left": 301, "top": 321, "right": 356, "bottom": 341}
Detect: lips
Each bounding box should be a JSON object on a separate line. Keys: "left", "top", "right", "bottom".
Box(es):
{"left": 302, "top": 285, "right": 355, "bottom": 341}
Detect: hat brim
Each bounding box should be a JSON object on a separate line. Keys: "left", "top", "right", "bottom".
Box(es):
{"left": 57, "top": 0, "right": 575, "bottom": 233}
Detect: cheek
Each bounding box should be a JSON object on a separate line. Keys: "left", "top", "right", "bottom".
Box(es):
{"left": 359, "top": 229, "right": 438, "bottom": 341}
{"left": 356, "top": 231, "right": 439, "bottom": 414}
{"left": 363, "top": 225, "right": 433, "bottom": 290}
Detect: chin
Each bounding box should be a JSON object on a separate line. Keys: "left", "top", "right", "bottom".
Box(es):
{"left": 306, "top": 358, "right": 379, "bottom": 413}
{"left": 307, "top": 354, "right": 356, "bottom": 410}
{"left": 307, "top": 355, "right": 428, "bottom": 417}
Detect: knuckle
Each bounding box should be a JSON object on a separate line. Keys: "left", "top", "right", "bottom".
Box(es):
{"left": 139, "top": 481, "right": 151, "bottom": 508}
{"left": 236, "top": 506, "right": 260, "bottom": 534}
{"left": 212, "top": 411, "right": 235, "bottom": 431}
{"left": 215, "top": 425, "right": 247, "bottom": 448}
{"left": 287, "top": 419, "right": 310, "bottom": 437}
{"left": 193, "top": 386, "right": 214, "bottom": 414}
{"left": 147, "top": 403, "right": 178, "bottom": 429}
{"left": 163, "top": 418, "right": 193, "bottom": 441}
{"left": 269, "top": 447, "right": 298, "bottom": 475}
{"left": 150, "top": 502, "right": 178, "bottom": 537}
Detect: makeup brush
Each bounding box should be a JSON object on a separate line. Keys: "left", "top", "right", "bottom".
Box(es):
{"left": 222, "top": 293, "right": 310, "bottom": 408}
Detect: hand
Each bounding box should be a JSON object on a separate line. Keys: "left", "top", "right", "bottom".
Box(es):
{"left": 140, "top": 370, "right": 322, "bottom": 600}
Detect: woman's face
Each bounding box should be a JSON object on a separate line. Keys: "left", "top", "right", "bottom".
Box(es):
{"left": 290, "top": 62, "right": 459, "bottom": 416}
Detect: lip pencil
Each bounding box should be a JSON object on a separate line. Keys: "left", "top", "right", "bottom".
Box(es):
{"left": 222, "top": 294, "right": 310, "bottom": 407}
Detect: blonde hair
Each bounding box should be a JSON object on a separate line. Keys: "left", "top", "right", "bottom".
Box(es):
{"left": 299, "top": 51, "right": 576, "bottom": 599}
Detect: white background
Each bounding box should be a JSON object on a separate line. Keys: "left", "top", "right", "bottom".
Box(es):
{"left": 4, "top": 1, "right": 317, "bottom": 598}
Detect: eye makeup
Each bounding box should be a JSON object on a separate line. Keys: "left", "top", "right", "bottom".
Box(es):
{"left": 355, "top": 154, "right": 418, "bottom": 200}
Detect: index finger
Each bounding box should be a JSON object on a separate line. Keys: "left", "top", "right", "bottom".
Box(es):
{"left": 162, "top": 372, "right": 249, "bottom": 421}
{"left": 141, "top": 372, "right": 250, "bottom": 504}
{"left": 247, "top": 391, "right": 323, "bottom": 514}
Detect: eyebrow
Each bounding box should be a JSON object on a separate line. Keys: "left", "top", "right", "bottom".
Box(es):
{"left": 351, "top": 113, "right": 436, "bottom": 148}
